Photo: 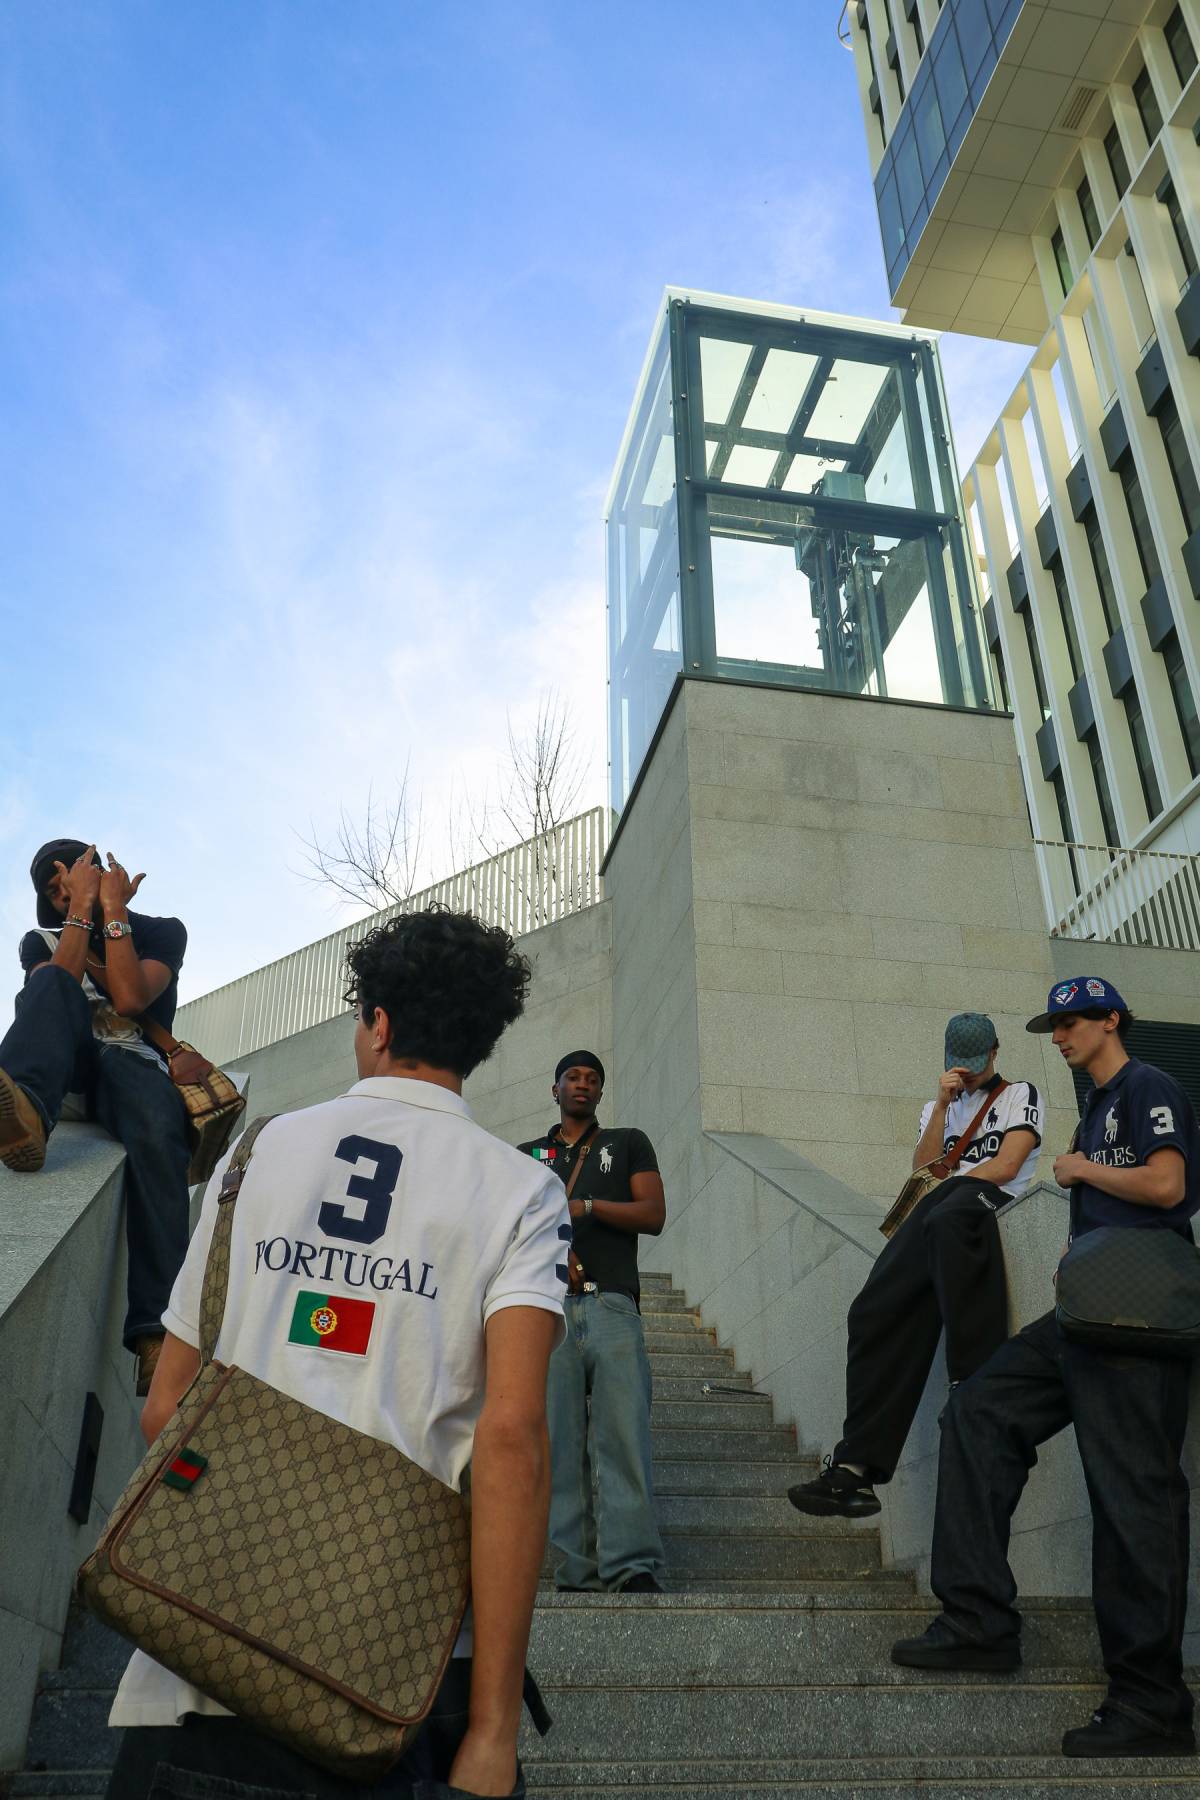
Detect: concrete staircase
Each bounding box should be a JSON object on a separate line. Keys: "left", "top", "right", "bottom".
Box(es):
{"left": 13, "top": 1271, "right": 1198, "bottom": 1797}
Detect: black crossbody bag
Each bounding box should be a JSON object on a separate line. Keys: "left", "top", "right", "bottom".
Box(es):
{"left": 1054, "top": 1144, "right": 1200, "bottom": 1358}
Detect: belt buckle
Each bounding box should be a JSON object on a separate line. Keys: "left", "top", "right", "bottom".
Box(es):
{"left": 580, "top": 1281, "right": 599, "bottom": 1295}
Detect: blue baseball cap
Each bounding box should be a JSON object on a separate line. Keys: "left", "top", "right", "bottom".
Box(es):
{"left": 1026, "top": 976, "right": 1128, "bottom": 1034}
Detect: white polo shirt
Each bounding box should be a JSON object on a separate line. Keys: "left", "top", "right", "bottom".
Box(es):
{"left": 916, "top": 1076, "right": 1044, "bottom": 1199}
{"left": 109, "top": 1075, "right": 569, "bottom": 1728}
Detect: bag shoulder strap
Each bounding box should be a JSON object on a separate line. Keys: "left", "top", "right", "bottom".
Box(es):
{"left": 561, "top": 1119, "right": 599, "bottom": 1202}
{"left": 138, "top": 1014, "right": 181, "bottom": 1058}
{"left": 939, "top": 1080, "right": 1009, "bottom": 1176}
{"left": 198, "top": 1114, "right": 277, "bottom": 1363}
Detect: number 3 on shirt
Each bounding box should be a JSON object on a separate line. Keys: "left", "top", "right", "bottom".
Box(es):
{"left": 320, "top": 1135, "right": 403, "bottom": 1244}
{"left": 1151, "top": 1106, "right": 1176, "bottom": 1137}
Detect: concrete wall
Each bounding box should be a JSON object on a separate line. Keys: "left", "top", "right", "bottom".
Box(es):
{"left": 219, "top": 902, "right": 614, "bottom": 1146}
{"left": 0, "top": 1128, "right": 144, "bottom": 1768}
{"left": 680, "top": 679, "right": 1078, "bottom": 1201}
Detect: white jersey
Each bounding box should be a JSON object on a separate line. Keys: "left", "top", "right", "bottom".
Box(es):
{"left": 916, "top": 1077, "right": 1044, "bottom": 1199}
{"left": 110, "top": 1075, "right": 569, "bottom": 1728}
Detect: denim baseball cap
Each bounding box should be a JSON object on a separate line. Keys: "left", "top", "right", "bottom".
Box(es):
{"left": 1026, "top": 976, "right": 1128, "bottom": 1034}
{"left": 944, "top": 1012, "right": 997, "bottom": 1074}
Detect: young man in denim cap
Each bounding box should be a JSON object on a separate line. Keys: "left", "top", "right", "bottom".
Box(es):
{"left": 789, "top": 1011, "right": 1043, "bottom": 1520}
{"left": 893, "top": 977, "right": 1198, "bottom": 1761}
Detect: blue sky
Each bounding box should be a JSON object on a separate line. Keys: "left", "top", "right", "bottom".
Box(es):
{"left": 0, "top": 0, "right": 1029, "bottom": 1010}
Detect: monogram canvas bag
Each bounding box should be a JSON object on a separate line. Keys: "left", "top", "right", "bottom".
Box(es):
{"left": 879, "top": 1083, "right": 1009, "bottom": 1240}
{"left": 138, "top": 1017, "right": 246, "bottom": 1186}
{"left": 77, "top": 1117, "right": 472, "bottom": 1780}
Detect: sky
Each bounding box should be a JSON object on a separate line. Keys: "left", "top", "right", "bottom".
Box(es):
{"left": 0, "top": 0, "right": 1030, "bottom": 1011}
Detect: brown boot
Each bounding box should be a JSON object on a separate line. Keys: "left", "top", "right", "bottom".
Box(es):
{"left": 134, "top": 1334, "right": 165, "bottom": 1398}
{"left": 0, "top": 1069, "right": 47, "bottom": 1173}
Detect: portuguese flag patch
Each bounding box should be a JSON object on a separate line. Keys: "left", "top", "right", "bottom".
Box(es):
{"left": 287, "top": 1290, "right": 375, "bottom": 1356}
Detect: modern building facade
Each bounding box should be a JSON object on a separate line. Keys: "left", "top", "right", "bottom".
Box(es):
{"left": 606, "top": 291, "right": 998, "bottom": 813}
{"left": 846, "top": 0, "right": 1200, "bottom": 950}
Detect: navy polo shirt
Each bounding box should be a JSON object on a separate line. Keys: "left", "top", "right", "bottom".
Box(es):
{"left": 1074, "top": 1057, "right": 1200, "bottom": 1236}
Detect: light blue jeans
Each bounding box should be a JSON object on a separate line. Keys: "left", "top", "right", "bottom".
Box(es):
{"left": 546, "top": 1290, "right": 667, "bottom": 1591}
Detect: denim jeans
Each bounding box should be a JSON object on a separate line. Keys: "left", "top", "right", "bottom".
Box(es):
{"left": 546, "top": 1290, "right": 666, "bottom": 1591}
{"left": 105, "top": 1662, "right": 526, "bottom": 1799}
{"left": 932, "top": 1308, "right": 1194, "bottom": 1731}
{"left": 1, "top": 965, "right": 192, "bottom": 1349}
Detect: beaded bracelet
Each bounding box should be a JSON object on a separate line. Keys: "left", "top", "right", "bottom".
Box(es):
{"left": 63, "top": 915, "right": 93, "bottom": 932}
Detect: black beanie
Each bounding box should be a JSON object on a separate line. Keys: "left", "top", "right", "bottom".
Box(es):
{"left": 30, "top": 839, "right": 97, "bottom": 928}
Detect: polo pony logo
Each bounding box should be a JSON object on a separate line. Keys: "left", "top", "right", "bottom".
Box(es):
{"left": 1104, "top": 1107, "right": 1118, "bottom": 1144}
{"left": 598, "top": 1144, "right": 613, "bottom": 1175}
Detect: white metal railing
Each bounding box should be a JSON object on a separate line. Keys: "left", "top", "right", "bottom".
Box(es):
{"left": 176, "top": 808, "right": 611, "bottom": 1066}
{"left": 1036, "top": 838, "right": 1200, "bottom": 954}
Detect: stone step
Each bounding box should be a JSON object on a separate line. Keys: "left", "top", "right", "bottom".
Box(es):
{"left": 643, "top": 1329, "right": 718, "bottom": 1353}
{"left": 516, "top": 1680, "right": 1176, "bottom": 1764}
{"left": 650, "top": 1424, "right": 798, "bottom": 1461}
{"left": 652, "top": 1458, "right": 815, "bottom": 1496}
{"left": 650, "top": 1396, "right": 773, "bottom": 1429}
{"left": 638, "top": 1272, "right": 675, "bottom": 1292}
{"left": 638, "top": 1310, "right": 704, "bottom": 1335}
{"left": 646, "top": 1353, "right": 742, "bottom": 1381}
{"left": 656, "top": 1495, "right": 872, "bottom": 1536}
{"left": 528, "top": 1593, "right": 1103, "bottom": 1676}
{"left": 637, "top": 1291, "right": 690, "bottom": 1314}
{"left": 656, "top": 1530, "right": 882, "bottom": 1580}
{"left": 650, "top": 1374, "right": 754, "bottom": 1402}
{"left": 524, "top": 1754, "right": 1200, "bottom": 1795}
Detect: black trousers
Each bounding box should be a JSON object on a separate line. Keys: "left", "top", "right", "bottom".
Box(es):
{"left": 106, "top": 1661, "right": 525, "bottom": 1799}
{"left": 932, "top": 1310, "right": 1193, "bottom": 1732}
{"left": 835, "top": 1175, "right": 1008, "bottom": 1483}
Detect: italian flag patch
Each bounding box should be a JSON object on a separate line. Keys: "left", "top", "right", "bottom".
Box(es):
{"left": 288, "top": 1290, "right": 375, "bottom": 1356}
{"left": 530, "top": 1146, "right": 557, "bottom": 1163}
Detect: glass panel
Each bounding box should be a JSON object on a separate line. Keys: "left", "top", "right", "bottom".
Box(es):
{"left": 1105, "top": 123, "right": 1130, "bottom": 197}
{"left": 807, "top": 359, "right": 890, "bottom": 442}
{"left": 722, "top": 444, "right": 781, "bottom": 488}
{"left": 741, "top": 348, "right": 819, "bottom": 432}
{"left": 607, "top": 321, "right": 683, "bottom": 813}
{"left": 954, "top": 0, "right": 992, "bottom": 81}
{"left": 1133, "top": 64, "right": 1163, "bottom": 144}
{"left": 914, "top": 77, "right": 947, "bottom": 182}
{"left": 1078, "top": 177, "right": 1100, "bottom": 249}
{"left": 699, "top": 336, "right": 752, "bottom": 428}
{"left": 864, "top": 401, "right": 918, "bottom": 511}
{"left": 893, "top": 122, "right": 924, "bottom": 225}
{"left": 877, "top": 171, "right": 906, "bottom": 267}
{"left": 1163, "top": 633, "right": 1200, "bottom": 776}
{"left": 1166, "top": 4, "right": 1198, "bottom": 86}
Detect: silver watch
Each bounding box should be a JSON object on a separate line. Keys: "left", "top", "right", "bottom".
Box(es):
{"left": 102, "top": 919, "right": 134, "bottom": 940}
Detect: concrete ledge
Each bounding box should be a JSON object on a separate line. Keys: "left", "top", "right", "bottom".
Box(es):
{"left": 0, "top": 1126, "right": 143, "bottom": 1770}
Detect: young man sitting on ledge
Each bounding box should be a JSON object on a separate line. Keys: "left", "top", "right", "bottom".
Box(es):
{"left": 0, "top": 838, "right": 191, "bottom": 1395}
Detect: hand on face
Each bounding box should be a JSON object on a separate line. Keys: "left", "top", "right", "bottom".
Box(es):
{"left": 52, "top": 845, "right": 101, "bottom": 915}
{"left": 938, "top": 1066, "right": 971, "bottom": 1106}
{"left": 99, "top": 852, "right": 145, "bottom": 914}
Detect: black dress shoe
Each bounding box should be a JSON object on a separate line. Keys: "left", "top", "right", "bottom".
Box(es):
{"left": 1062, "top": 1703, "right": 1196, "bottom": 1759}
{"left": 891, "top": 1616, "right": 1020, "bottom": 1672}
{"left": 616, "top": 1573, "right": 664, "bottom": 1593}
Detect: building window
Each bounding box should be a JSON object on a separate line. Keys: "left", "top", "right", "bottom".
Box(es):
{"left": 1085, "top": 728, "right": 1120, "bottom": 847}
{"left": 1105, "top": 122, "right": 1131, "bottom": 197}
{"left": 1078, "top": 175, "right": 1101, "bottom": 249}
{"left": 1158, "top": 177, "right": 1198, "bottom": 284}
{"left": 1021, "top": 607, "right": 1052, "bottom": 720}
{"left": 1050, "top": 770, "right": 1082, "bottom": 892}
{"left": 1166, "top": 4, "right": 1198, "bottom": 86}
{"left": 1123, "top": 685, "right": 1164, "bottom": 819}
{"left": 993, "top": 644, "right": 1011, "bottom": 710}
{"left": 1081, "top": 501, "right": 1120, "bottom": 635}
{"left": 1162, "top": 629, "right": 1200, "bottom": 776}
{"left": 1047, "top": 551, "right": 1083, "bottom": 679}
{"left": 1157, "top": 391, "right": 1200, "bottom": 535}
{"left": 1116, "top": 450, "right": 1162, "bottom": 588}
{"left": 1133, "top": 63, "right": 1163, "bottom": 144}
{"left": 1051, "top": 226, "right": 1073, "bottom": 297}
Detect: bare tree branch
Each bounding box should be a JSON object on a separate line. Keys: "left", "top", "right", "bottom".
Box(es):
{"left": 295, "top": 761, "right": 424, "bottom": 913}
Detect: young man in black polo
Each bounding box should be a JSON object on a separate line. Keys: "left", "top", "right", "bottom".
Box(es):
{"left": 0, "top": 839, "right": 191, "bottom": 1394}
{"left": 789, "top": 1011, "right": 1043, "bottom": 1521}
{"left": 519, "top": 1051, "right": 668, "bottom": 1594}
{"left": 893, "top": 977, "right": 1198, "bottom": 1761}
